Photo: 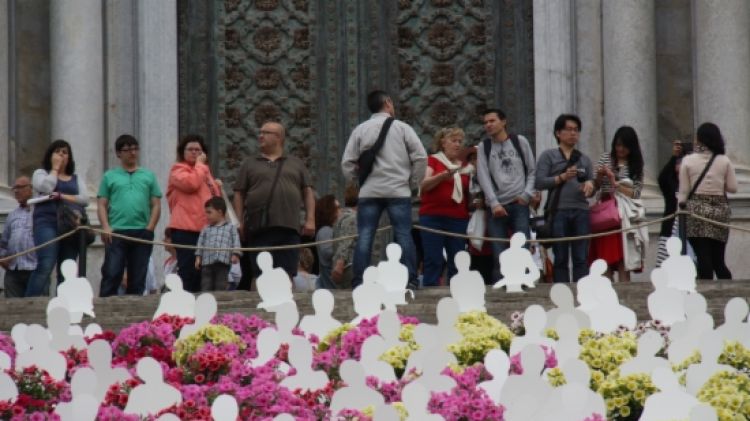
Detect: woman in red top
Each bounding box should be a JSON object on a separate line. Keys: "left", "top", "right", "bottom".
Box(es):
{"left": 167, "top": 134, "right": 220, "bottom": 292}
{"left": 419, "top": 128, "right": 470, "bottom": 287}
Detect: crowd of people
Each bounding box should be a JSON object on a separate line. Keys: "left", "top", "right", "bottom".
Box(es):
{"left": 0, "top": 90, "right": 739, "bottom": 298}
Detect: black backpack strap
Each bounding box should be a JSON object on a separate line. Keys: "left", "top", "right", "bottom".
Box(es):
{"left": 482, "top": 137, "right": 499, "bottom": 192}
{"left": 509, "top": 134, "right": 528, "bottom": 178}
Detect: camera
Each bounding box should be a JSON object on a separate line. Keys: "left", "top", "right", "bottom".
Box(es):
{"left": 679, "top": 140, "right": 693, "bottom": 157}
{"left": 576, "top": 168, "right": 587, "bottom": 183}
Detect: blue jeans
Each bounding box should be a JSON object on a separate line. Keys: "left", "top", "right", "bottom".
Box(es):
{"left": 26, "top": 222, "right": 80, "bottom": 297}
{"left": 486, "top": 203, "right": 530, "bottom": 281}
{"left": 171, "top": 229, "right": 201, "bottom": 292}
{"left": 100, "top": 229, "right": 155, "bottom": 297}
{"left": 552, "top": 208, "right": 591, "bottom": 283}
{"left": 419, "top": 215, "right": 468, "bottom": 287}
{"left": 352, "top": 197, "right": 417, "bottom": 288}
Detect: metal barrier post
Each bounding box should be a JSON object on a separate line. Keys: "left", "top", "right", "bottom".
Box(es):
{"left": 78, "top": 230, "right": 87, "bottom": 276}
{"left": 678, "top": 209, "right": 687, "bottom": 255}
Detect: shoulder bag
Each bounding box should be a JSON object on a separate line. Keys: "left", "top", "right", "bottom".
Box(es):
{"left": 358, "top": 117, "right": 395, "bottom": 186}
{"left": 531, "top": 149, "right": 581, "bottom": 246}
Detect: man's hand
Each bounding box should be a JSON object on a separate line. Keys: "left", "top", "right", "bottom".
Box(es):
{"left": 331, "top": 259, "right": 345, "bottom": 282}
{"left": 582, "top": 180, "right": 595, "bottom": 197}
{"left": 564, "top": 166, "right": 578, "bottom": 181}
{"left": 101, "top": 225, "right": 113, "bottom": 245}
{"left": 194, "top": 256, "right": 201, "bottom": 270}
{"left": 515, "top": 196, "right": 528, "bottom": 206}
{"left": 301, "top": 220, "right": 315, "bottom": 237}
{"left": 492, "top": 204, "right": 507, "bottom": 217}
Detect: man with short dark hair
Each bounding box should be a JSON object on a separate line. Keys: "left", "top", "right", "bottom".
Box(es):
{"left": 0, "top": 176, "right": 37, "bottom": 297}
{"left": 535, "top": 114, "right": 595, "bottom": 283}
{"left": 341, "top": 90, "right": 427, "bottom": 288}
{"left": 98, "top": 134, "right": 162, "bottom": 296}
{"left": 476, "top": 108, "right": 536, "bottom": 281}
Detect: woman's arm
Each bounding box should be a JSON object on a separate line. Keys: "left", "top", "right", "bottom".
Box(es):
{"left": 419, "top": 165, "right": 453, "bottom": 193}
{"left": 32, "top": 169, "right": 57, "bottom": 194}
{"left": 725, "top": 158, "right": 738, "bottom": 194}
{"left": 168, "top": 163, "right": 209, "bottom": 193}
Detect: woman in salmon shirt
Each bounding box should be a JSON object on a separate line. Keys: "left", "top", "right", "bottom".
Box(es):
{"left": 418, "top": 127, "right": 471, "bottom": 287}
{"left": 167, "top": 134, "right": 220, "bottom": 292}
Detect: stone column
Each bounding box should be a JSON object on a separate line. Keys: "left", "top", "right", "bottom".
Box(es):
{"left": 602, "top": 1, "right": 658, "bottom": 185}
{"left": 49, "top": 0, "right": 104, "bottom": 193}
{"left": 533, "top": 0, "right": 575, "bottom": 154}
{"left": 0, "top": 0, "right": 9, "bottom": 186}
{"left": 574, "top": 0, "right": 604, "bottom": 161}
{"left": 693, "top": 0, "right": 750, "bottom": 190}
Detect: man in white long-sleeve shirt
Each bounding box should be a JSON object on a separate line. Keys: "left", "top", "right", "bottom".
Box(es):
{"left": 341, "top": 90, "right": 427, "bottom": 288}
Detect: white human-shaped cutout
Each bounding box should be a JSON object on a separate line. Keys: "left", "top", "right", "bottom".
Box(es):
{"left": 54, "top": 367, "right": 99, "bottom": 421}
{"left": 88, "top": 339, "right": 130, "bottom": 401}
{"left": 716, "top": 297, "right": 749, "bottom": 344}
{"left": 412, "top": 347, "right": 457, "bottom": 394}
{"left": 553, "top": 314, "right": 581, "bottom": 367}
{"left": 0, "top": 351, "right": 18, "bottom": 402}
{"left": 575, "top": 259, "right": 612, "bottom": 312}
{"left": 156, "top": 415, "right": 180, "bottom": 421}
{"left": 640, "top": 367, "right": 700, "bottom": 421}
{"left": 280, "top": 336, "right": 329, "bottom": 392}
{"left": 661, "top": 237, "right": 697, "bottom": 292}
{"left": 47, "top": 297, "right": 88, "bottom": 342}
{"left": 329, "top": 360, "right": 385, "bottom": 416}
{"left": 619, "top": 330, "right": 670, "bottom": 376}
{"left": 211, "top": 394, "right": 239, "bottom": 421}
{"left": 57, "top": 259, "right": 95, "bottom": 323}
{"left": 449, "top": 251, "right": 486, "bottom": 313}
{"left": 373, "top": 404, "right": 401, "bottom": 421}
{"left": 274, "top": 301, "right": 300, "bottom": 344}
{"left": 299, "top": 289, "right": 342, "bottom": 340}
{"left": 500, "top": 344, "right": 553, "bottom": 421}
{"left": 509, "top": 304, "right": 555, "bottom": 356}
{"left": 402, "top": 382, "right": 445, "bottom": 421}
{"left": 546, "top": 283, "right": 590, "bottom": 329}
{"left": 405, "top": 323, "right": 457, "bottom": 377}
{"left": 538, "top": 359, "right": 606, "bottom": 421}
{"left": 376, "top": 243, "right": 410, "bottom": 310}
{"left": 690, "top": 403, "right": 718, "bottom": 421}
{"left": 351, "top": 267, "right": 385, "bottom": 324}
{"left": 256, "top": 251, "right": 295, "bottom": 310}
{"left": 668, "top": 293, "right": 715, "bottom": 364}
{"left": 686, "top": 330, "right": 736, "bottom": 395}
{"left": 586, "top": 283, "right": 636, "bottom": 333}
{"left": 272, "top": 415, "right": 295, "bottom": 421}
{"left": 47, "top": 306, "right": 86, "bottom": 351}
{"left": 11, "top": 324, "right": 29, "bottom": 354}
{"left": 153, "top": 274, "right": 195, "bottom": 319}
{"left": 647, "top": 267, "right": 687, "bottom": 326}
{"left": 435, "top": 297, "right": 462, "bottom": 349}
{"left": 249, "top": 327, "right": 282, "bottom": 368}
{"left": 124, "top": 357, "right": 182, "bottom": 416}
{"left": 478, "top": 348, "right": 510, "bottom": 405}
{"left": 377, "top": 310, "right": 406, "bottom": 350}
{"left": 178, "top": 293, "right": 218, "bottom": 340}
{"left": 16, "top": 324, "right": 67, "bottom": 380}
{"left": 359, "top": 334, "right": 397, "bottom": 382}
{"left": 493, "top": 233, "right": 539, "bottom": 292}
{"left": 83, "top": 323, "right": 103, "bottom": 339}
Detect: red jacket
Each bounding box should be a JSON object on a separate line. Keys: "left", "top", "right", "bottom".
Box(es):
{"left": 166, "top": 162, "right": 218, "bottom": 232}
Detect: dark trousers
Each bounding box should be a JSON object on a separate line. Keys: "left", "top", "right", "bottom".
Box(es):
{"left": 486, "top": 203, "right": 530, "bottom": 281}
{"left": 99, "top": 229, "right": 154, "bottom": 297}
{"left": 4, "top": 269, "right": 32, "bottom": 298}
{"left": 171, "top": 229, "right": 201, "bottom": 292}
{"left": 238, "top": 227, "right": 300, "bottom": 290}
{"left": 470, "top": 253, "right": 494, "bottom": 285}
{"left": 418, "top": 215, "right": 469, "bottom": 286}
{"left": 552, "top": 208, "right": 590, "bottom": 283}
{"left": 688, "top": 237, "right": 732, "bottom": 280}
{"left": 201, "top": 262, "right": 230, "bottom": 291}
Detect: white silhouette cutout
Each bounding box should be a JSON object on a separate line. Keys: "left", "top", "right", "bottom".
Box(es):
{"left": 373, "top": 404, "right": 401, "bottom": 421}
{"left": 16, "top": 324, "right": 67, "bottom": 380}
{"left": 153, "top": 274, "right": 195, "bottom": 319}
{"left": 47, "top": 306, "right": 86, "bottom": 351}
{"left": 554, "top": 314, "right": 582, "bottom": 367}
{"left": 376, "top": 244, "right": 410, "bottom": 311}
{"left": 330, "top": 360, "right": 385, "bottom": 416}
{"left": 54, "top": 367, "right": 99, "bottom": 421}
{"left": 412, "top": 347, "right": 457, "bottom": 394}
{"left": 690, "top": 403, "right": 718, "bottom": 421}
{"left": 640, "top": 367, "right": 700, "bottom": 421}
{"left": 352, "top": 267, "right": 385, "bottom": 324}
{"left": 88, "top": 339, "right": 130, "bottom": 401}
{"left": 250, "top": 327, "right": 282, "bottom": 368}
{"left": 500, "top": 344, "right": 553, "bottom": 421}
{"left": 402, "top": 382, "right": 445, "bottom": 421}
{"left": 360, "top": 334, "right": 397, "bottom": 382}
{"left": 405, "top": 324, "right": 457, "bottom": 378}
{"left": 178, "top": 293, "right": 217, "bottom": 340}
{"left": 0, "top": 351, "right": 18, "bottom": 402}
{"left": 299, "top": 289, "right": 342, "bottom": 340}
{"left": 586, "top": 283, "right": 636, "bottom": 334}
{"left": 509, "top": 305, "right": 555, "bottom": 356}
{"left": 377, "top": 310, "right": 406, "bottom": 350}
{"left": 156, "top": 414, "right": 180, "bottom": 421}
{"left": 435, "top": 297, "right": 462, "bottom": 349}
{"left": 716, "top": 297, "right": 749, "bottom": 344}
{"left": 647, "top": 267, "right": 687, "bottom": 326}
{"left": 669, "top": 294, "right": 715, "bottom": 364}
{"left": 57, "top": 259, "right": 95, "bottom": 323}
{"left": 686, "top": 330, "right": 736, "bottom": 395}
{"left": 493, "top": 233, "right": 539, "bottom": 292}
{"left": 272, "top": 415, "right": 295, "bottom": 421}
{"left": 83, "top": 323, "right": 103, "bottom": 339}
{"left": 256, "top": 252, "right": 295, "bottom": 310}
{"left": 274, "top": 301, "right": 300, "bottom": 345}
{"left": 576, "top": 259, "right": 611, "bottom": 312}
{"left": 280, "top": 336, "right": 329, "bottom": 392}
{"left": 211, "top": 394, "right": 239, "bottom": 421}
{"left": 546, "top": 283, "right": 590, "bottom": 329}
{"left": 619, "top": 330, "right": 669, "bottom": 376}
{"left": 124, "top": 357, "right": 182, "bottom": 416}
{"left": 11, "top": 324, "right": 29, "bottom": 354}
{"left": 478, "top": 349, "right": 510, "bottom": 405}
{"left": 538, "top": 359, "right": 606, "bottom": 421}
{"left": 449, "top": 251, "right": 486, "bottom": 313}
{"left": 661, "top": 237, "right": 697, "bottom": 292}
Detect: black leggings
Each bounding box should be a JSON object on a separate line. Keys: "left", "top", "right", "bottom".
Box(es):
{"left": 687, "top": 237, "right": 732, "bottom": 280}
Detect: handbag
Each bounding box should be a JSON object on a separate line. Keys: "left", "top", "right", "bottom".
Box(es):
{"left": 467, "top": 208, "right": 486, "bottom": 250}
{"left": 590, "top": 197, "right": 621, "bottom": 233}
{"left": 57, "top": 202, "right": 96, "bottom": 245}
{"left": 245, "top": 158, "right": 285, "bottom": 234}
{"left": 358, "top": 117, "right": 394, "bottom": 186}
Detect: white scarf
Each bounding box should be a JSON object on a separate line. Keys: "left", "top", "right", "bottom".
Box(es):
{"left": 432, "top": 152, "right": 473, "bottom": 204}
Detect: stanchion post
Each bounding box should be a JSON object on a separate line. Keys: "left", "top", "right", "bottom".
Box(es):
{"left": 678, "top": 209, "right": 687, "bottom": 255}
{"left": 78, "top": 229, "right": 87, "bottom": 277}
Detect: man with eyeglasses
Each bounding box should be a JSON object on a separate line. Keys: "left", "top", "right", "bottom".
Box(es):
{"left": 97, "top": 134, "right": 162, "bottom": 296}
{"left": 535, "top": 114, "right": 595, "bottom": 283}
{"left": 0, "top": 176, "right": 37, "bottom": 297}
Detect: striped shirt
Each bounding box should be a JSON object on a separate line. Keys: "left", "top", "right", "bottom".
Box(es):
{"left": 0, "top": 205, "right": 37, "bottom": 270}
{"left": 595, "top": 152, "right": 643, "bottom": 199}
{"left": 195, "top": 221, "right": 242, "bottom": 266}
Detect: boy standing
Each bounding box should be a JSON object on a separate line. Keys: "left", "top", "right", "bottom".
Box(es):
{"left": 195, "top": 197, "right": 241, "bottom": 291}
{"left": 98, "top": 135, "right": 161, "bottom": 297}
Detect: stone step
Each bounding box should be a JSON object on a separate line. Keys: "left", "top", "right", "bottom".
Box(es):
{"left": 1, "top": 280, "right": 748, "bottom": 333}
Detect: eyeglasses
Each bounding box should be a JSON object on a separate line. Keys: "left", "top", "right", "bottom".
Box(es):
{"left": 119, "top": 147, "right": 140, "bottom": 153}
{"left": 185, "top": 147, "right": 203, "bottom": 152}
{"left": 12, "top": 184, "right": 30, "bottom": 191}
{"left": 561, "top": 127, "right": 580, "bottom": 133}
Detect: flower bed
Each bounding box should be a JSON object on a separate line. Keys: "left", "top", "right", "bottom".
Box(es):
{"left": 0, "top": 311, "right": 748, "bottom": 420}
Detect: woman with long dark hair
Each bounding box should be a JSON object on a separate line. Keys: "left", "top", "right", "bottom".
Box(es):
{"left": 27, "top": 140, "right": 89, "bottom": 296}
{"left": 678, "top": 122, "right": 737, "bottom": 279}
{"left": 314, "top": 194, "right": 340, "bottom": 289}
{"left": 590, "top": 126, "right": 644, "bottom": 282}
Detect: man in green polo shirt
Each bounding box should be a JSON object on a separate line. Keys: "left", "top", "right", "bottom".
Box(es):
{"left": 97, "top": 134, "right": 162, "bottom": 296}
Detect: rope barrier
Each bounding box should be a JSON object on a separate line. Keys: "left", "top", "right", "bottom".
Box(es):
{"left": 1, "top": 210, "right": 748, "bottom": 262}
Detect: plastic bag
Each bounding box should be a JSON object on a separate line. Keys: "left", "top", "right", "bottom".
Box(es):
{"left": 467, "top": 209, "right": 486, "bottom": 250}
